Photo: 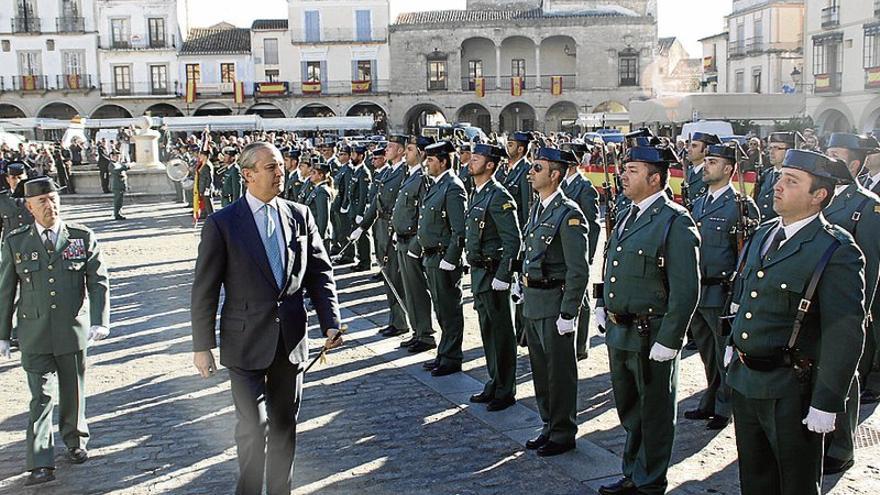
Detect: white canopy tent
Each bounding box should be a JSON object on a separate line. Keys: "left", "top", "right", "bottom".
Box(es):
{"left": 261, "top": 116, "right": 374, "bottom": 131}
{"left": 629, "top": 93, "right": 806, "bottom": 125}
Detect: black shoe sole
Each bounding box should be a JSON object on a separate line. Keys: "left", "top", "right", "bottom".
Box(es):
{"left": 536, "top": 443, "right": 576, "bottom": 457}
{"left": 486, "top": 398, "right": 516, "bottom": 412}
{"left": 823, "top": 458, "right": 854, "bottom": 475}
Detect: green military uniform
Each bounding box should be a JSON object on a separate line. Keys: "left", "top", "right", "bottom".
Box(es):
{"left": 414, "top": 144, "right": 467, "bottom": 370}
{"left": 302, "top": 180, "right": 333, "bottom": 253}
{"left": 331, "top": 155, "right": 353, "bottom": 257}
{"left": 755, "top": 167, "right": 779, "bottom": 221}
{"left": 198, "top": 160, "right": 215, "bottom": 217}
{"left": 0, "top": 190, "right": 33, "bottom": 242}
{"left": 283, "top": 169, "right": 305, "bottom": 203}
{"left": 683, "top": 132, "right": 720, "bottom": 209}
{"left": 465, "top": 166, "right": 521, "bottom": 402}
{"left": 0, "top": 218, "right": 110, "bottom": 472}
{"left": 221, "top": 163, "right": 242, "bottom": 207}
{"left": 727, "top": 150, "right": 865, "bottom": 495}
{"left": 504, "top": 153, "right": 534, "bottom": 346}
{"left": 863, "top": 173, "right": 880, "bottom": 400}
{"left": 601, "top": 152, "right": 700, "bottom": 494}
{"left": 345, "top": 158, "right": 372, "bottom": 269}
{"left": 110, "top": 161, "right": 130, "bottom": 219}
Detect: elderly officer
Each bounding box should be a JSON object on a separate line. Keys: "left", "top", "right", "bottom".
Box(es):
{"left": 351, "top": 144, "right": 409, "bottom": 337}
{"left": 755, "top": 132, "right": 796, "bottom": 221}
{"left": 0, "top": 177, "right": 110, "bottom": 486}
{"left": 345, "top": 145, "right": 372, "bottom": 271}
{"left": 465, "top": 143, "right": 521, "bottom": 411}
{"left": 683, "top": 132, "right": 721, "bottom": 208}
{"left": 683, "top": 144, "right": 760, "bottom": 431}
{"left": 109, "top": 150, "right": 130, "bottom": 220}
{"left": 392, "top": 135, "right": 437, "bottom": 347}
{"left": 724, "top": 150, "right": 865, "bottom": 495}
{"left": 597, "top": 144, "right": 700, "bottom": 495}
{"left": 520, "top": 147, "right": 590, "bottom": 457}
{"left": 0, "top": 162, "right": 33, "bottom": 241}
{"left": 821, "top": 133, "right": 880, "bottom": 474}
{"left": 413, "top": 141, "right": 467, "bottom": 376}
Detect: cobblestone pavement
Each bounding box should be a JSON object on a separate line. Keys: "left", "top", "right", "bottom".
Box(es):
{"left": 0, "top": 201, "right": 877, "bottom": 495}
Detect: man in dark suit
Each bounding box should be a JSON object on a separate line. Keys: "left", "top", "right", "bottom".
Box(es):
{"left": 96, "top": 141, "right": 111, "bottom": 194}
{"left": 190, "top": 141, "right": 342, "bottom": 495}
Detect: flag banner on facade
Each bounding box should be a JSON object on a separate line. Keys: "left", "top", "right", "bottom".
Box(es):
{"left": 867, "top": 68, "right": 880, "bottom": 88}
{"left": 703, "top": 56, "right": 715, "bottom": 70}
{"left": 67, "top": 74, "right": 81, "bottom": 89}
{"left": 302, "top": 81, "right": 322, "bottom": 94}
{"left": 22, "top": 75, "right": 36, "bottom": 91}
{"left": 551, "top": 76, "right": 563, "bottom": 96}
{"left": 186, "top": 80, "right": 197, "bottom": 103}
{"left": 351, "top": 80, "right": 371, "bottom": 93}
{"left": 511, "top": 77, "right": 523, "bottom": 96}
{"left": 814, "top": 74, "right": 831, "bottom": 91}
{"left": 234, "top": 81, "right": 245, "bottom": 104}
{"left": 254, "top": 82, "right": 289, "bottom": 96}
{"left": 475, "top": 77, "right": 485, "bottom": 97}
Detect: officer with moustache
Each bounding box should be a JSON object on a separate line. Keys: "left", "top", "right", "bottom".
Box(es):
{"left": 346, "top": 145, "right": 372, "bottom": 271}
{"left": 683, "top": 132, "right": 721, "bottom": 208}
{"left": 755, "top": 132, "right": 796, "bottom": 221}
{"left": 331, "top": 144, "right": 354, "bottom": 261}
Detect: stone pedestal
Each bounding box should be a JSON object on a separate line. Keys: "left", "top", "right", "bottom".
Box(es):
{"left": 72, "top": 167, "right": 174, "bottom": 195}
{"left": 132, "top": 129, "right": 164, "bottom": 171}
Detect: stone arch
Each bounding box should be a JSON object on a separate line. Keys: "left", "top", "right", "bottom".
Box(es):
{"left": 857, "top": 97, "right": 880, "bottom": 133}
{"left": 403, "top": 103, "right": 447, "bottom": 135}
{"left": 460, "top": 37, "right": 497, "bottom": 91}
{"left": 346, "top": 102, "right": 387, "bottom": 133}
{"left": 500, "top": 36, "right": 537, "bottom": 89}
{"left": 246, "top": 103, "right": 287, "bottom": 118}
{"left": 593, "top": 100, "right": 628, "bottom": 114}
{"left": 455, "top": 103, "right": 492, "bottom": 134}
{"left": 36, "top": 102, "right": 81, "bottom": 120}
{"left": 499, "top": 102, "right": 536, "bottom": 133}
{"left": 145, "top": 103, "right": 184, "bottom": 118}
{"left": 90, "top": 104, "right": 133, "bottom": 119}
{"left": 539, "top": 35, "right": 577, "bottom": 82}
{"left": 816, "top": 108, "right": 852, "bottom": 134}
{"left": 544, "top": 101, "right": 579, "bottom": 133}
{"left": 0, "top": 103, "right": 26, "bottom": 118}
{"left": 193, "top": 102, "right": 233, "bottom": 117}
{"left": 295, "top": 103, "right": 336, "bottom": 118}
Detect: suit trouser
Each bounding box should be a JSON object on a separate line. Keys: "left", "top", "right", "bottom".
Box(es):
{"left": 21, "top": 350, "right": 89, "bottom": 470}
{"left": 607, "top": 345, "right": 678, "bottom": 495}
{"left": 98, "top": 163, "right": 110, "bottom": 193}
{"left": 112, "top": 190, "right": 124, "bottom": 217}
{"left": 732, "top": 389, "right": 823, "bottom": 495}
{"left": 690, "top": 307, "right": 730, "bottom": 417}
{"left": 525, "top": 316, "right": 577, "bottom": 444}
{"left": 424, "top": 262, "right": 464, "bottom": 367}
{"left": 474, "top": 286, "right": 517, "bottom": 400}
{"left": 826, "top": 375, "right": 859, "bottom": 463}
{"left": 396, "top": 243, "right": 434, "bottom": 343}
{"left": 576, "top": 296, "right": 591, "bottom": 357}
{"left": 228, "top": 340, "right": 303, "bottom": 495}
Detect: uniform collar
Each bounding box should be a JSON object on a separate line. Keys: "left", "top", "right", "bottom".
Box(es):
{"left": 633, "top": 189, "right": 666, "bottom": 218}
{"left": 540, "top": 188, "right": 563, "bottom": 209}
{"left": 774, "top": 212, "right": 821, "bottom": 245}
{"left": 35, "top": 220, "right": 63, "bottom": 240}
{"left": 707, "top": 182, "right": 733, "bottom": 202}
{"left": 564, "top": 171, "right": 579, "bottom": 185}
{"left": 432, "top": 168, "right": 452, "bottom": 183}
{"left": 407, "top": 163, "right": 422, "bottom": 176}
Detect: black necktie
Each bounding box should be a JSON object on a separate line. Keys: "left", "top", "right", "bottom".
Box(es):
{"left": 763, "top": 228, "right": 786, "bottom": 262}
{"left": 619, "top": 205, "right": 640, "bottom": 236}
{"left": 533, "top": 203, "right": 544, "bottom": 226}
{"left": 43, "top": 231, "right": 54, "bottom": 253}
{"left": 705, "top": 194, "right": 715, "bottom": 209}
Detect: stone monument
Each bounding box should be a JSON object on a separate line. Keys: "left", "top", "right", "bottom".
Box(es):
{"left": 131, "top": 116, "right": 165, "bottom": 170}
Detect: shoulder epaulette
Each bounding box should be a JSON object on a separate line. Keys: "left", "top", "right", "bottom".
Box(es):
{"left": 6, "top": 224, "right": 30, "bottom": 238}
{"left": 823, "top": 222, "right": 856, "bottom": 244}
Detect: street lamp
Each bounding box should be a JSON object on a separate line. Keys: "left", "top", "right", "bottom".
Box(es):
{"left": 790, "top": 67, "right": 814, "bottom": 93}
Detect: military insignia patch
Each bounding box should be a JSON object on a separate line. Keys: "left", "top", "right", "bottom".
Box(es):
{"left": 14, "top": 252, "right": 21, "bottom": 263}
{"left": 875, "top": 205, "right": 880, "bottom": 214}
{"left": 568, "top": 219, "right": 581, "bottom": 226}
{"left": 62, "top": 239, "right": 87, "bottom": 260}
{"left": 502, "top": 202, "right": 515, "bottom": 210}
{"left": 30, "top": 252, "right": 38, "bottom": 261}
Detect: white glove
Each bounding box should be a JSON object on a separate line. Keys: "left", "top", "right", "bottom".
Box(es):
{"left": 340, "top": 206, "right": 349, "bottom": 214}
{"left": 595, "top": 306, "right": 607, "bottom": 332}
{"left": 802, "top": 407, "right": 836, "bottom": 434}
{"left": 511, "top": 279, "right": 524, "bottom": 305}
{"left": 723, "top": 346, "right": 734, "bottom": 367}
{"left": 88, "top": 325, "right": 110, "bottom": 343}
{"left": 355, "top": 215, "right": 363, "bottom": 224}
{"left": 392, "top": 232, "right": 398, "bottom": 242}
{"left": 556, "top": 315, "right": 576, "bottom": 336}
{"left": 407, "top": 250, "right": 420, "bottom": 259}
{"left": 0, "top": 340, "right": 10, "bottom": 359}
{"left": 438, "top": 260, "right": 456, "bottom": 271}
{"left": 349, "top": 227, "right": 364, "bottom": 241}
{"left": 491, "top": 278, "right": 510, "bottom": 291}
{"left": 648, "top": 342, "right": 678, "bottom": 362}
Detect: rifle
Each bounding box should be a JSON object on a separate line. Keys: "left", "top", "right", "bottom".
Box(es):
{"left": 598, "top": 138, "right": 618, "bottom": 242}
{"left": 731, "top": 141, "right": 759, "bottom": 254}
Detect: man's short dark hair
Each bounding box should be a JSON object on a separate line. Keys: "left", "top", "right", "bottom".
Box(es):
{"left": 645, "top": 162, "right": 669, "bottom": 186}
{"left": 809, "top": 175, "right": 836, "bottom": 209}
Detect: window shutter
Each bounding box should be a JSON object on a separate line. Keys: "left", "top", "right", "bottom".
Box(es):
{"left": 301, "top": 61, "right": 308, "bottom": 82}
{"left": 352, "top": 59, "right": 358, "bottom": 81}
{"left": 320, "top": 60, "right": 327, "bottom": 90}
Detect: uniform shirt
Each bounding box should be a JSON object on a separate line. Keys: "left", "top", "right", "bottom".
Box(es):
{"left": 762, "top": 213, "right": 820, "bottom": 255}
{"left": 866, "top": 171, "right": 880, "bottom": 191}
{"left": 408, "top": 163, "right": 421, "bottom": 176}
{"left": 706, "top": 182, "right": 733, "bottom": 203}
{"left": 35, "top": 221, "right": 63, "bottom": 250}
{"left": 432, "top": 167, "right": 453, "bottom": 184}
{"left": 692, "top": 163, "right": 704, "bottom": 176}
{"left": 246, "top": 190, "right": 286, "bottom": 265}
{"left": 618, "top": 189, "right": 666, "bottom": 236}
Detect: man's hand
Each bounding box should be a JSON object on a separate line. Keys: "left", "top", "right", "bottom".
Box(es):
{"left": 193, "top": 350, "right": 217, "bottom": 378}
{"left": 510, "top": 279, "right": 524, "bottom": 305}
{"left": 438, "top": 260, "right": 457, "bottom": 271}
{"left": 556, "top": 315, "right": 576, "bottom": 336}
{"left": 349, "top": 227, "right": 364, "bottom": 242}
{"left": 802, "top": 407, "right": 836, "bottom": 434}
{"left": 324, "top": 328, "right": 344, "bottom": 350}
{"left": 355, "top": 215, "right": 363, "bottom": 225}
{"left": 87, "top": 325, "right": 110, "bottom": 344}
{"left": 0, "top": 340, "right": 10, "bottom": 359}
{"left": 595, "top": 306, "right": 607, "bottom": 333}
{"left": 491, "top": 278, "right": 510, "bottom": 291}
{"left": 649, "top": 342, "right": 678, "bottom": 362}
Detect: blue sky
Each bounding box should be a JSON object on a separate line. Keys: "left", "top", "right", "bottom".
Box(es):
{"left": 185, "top": 0, "right": 732, "bottom": 56}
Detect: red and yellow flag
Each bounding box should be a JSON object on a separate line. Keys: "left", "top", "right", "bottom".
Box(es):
{"left": 192, "top": 165, "right": 201, "bottom": 223}
{"left": 234, "top": 81, "right": 245, "bottom": 104}
{"left": 868, "top": 68, "right": 880, "bottom": 88}
{"left": 302, "top": 81, "right": 322, "bottom": 94}
{"left": 474, "top": 77, "right": 485, "bottom": 97}
{"left": 67, "top": 74, "right": 81, "bottom": 89}
{"left": 551, "top": 76, "right": 563, "bottom": 96}
{"left": 186, "top": 79, "right": 197, "bottom": 103}
{"left": 22, "top": 75, "right": 36, "bottom": 91}
{"left": 351, "top": 80, "right": 371, "bottom": 93}
{"left": 511, "top": 76, "right": 523, "bottom": 97}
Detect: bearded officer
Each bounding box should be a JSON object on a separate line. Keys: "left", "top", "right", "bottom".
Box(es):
{"left": 465, "top": 143, "right": 521, "bottom": 411}
{"left": 725, "top": 150, "right": 865, "bottom": 495}
{"left": 0, "top": 177, "right": 110, "bottom": 486}
{"left": 345, "top": 145, "right": 372, "bottom": 271}
{"left": 597, "top": 145, "right": 700, "bottom": 495}
{"left": 755, "top": 132, "right": 796, "bottom": 221}
{"left": 282, "top": 149, "right": 304, "bottom": 202}
{"left": 683, "top": 132, "right": 721, "bottom": 208}
{"left": 521, "top": 147, "right": 589, "bottom": 457}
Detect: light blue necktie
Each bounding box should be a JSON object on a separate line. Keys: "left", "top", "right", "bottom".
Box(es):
{"left": 262, "top": 204, "right": 284, "bottom": 287}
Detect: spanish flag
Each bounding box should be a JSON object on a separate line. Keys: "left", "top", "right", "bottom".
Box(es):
{"left": 511, "top": 76, "right": 523, "bottom": 97}
{"left": 186, "top": 79, "right": 197, "bottom": 103}
{"left": 23, "top": 75, "right": 36, "bottom": 91}
{"left": 475, "top": 77, "right": 485, "bottom": 97}
{"left": 192, "top": 166, "right": 201, "bottom": 223}
{"left": 234, "top": 81, "right": 245, "bottom": 104}
{"left": 67, "top": 74, "right": 81, "bottom": 89}
{"left": 551, "top": 76, "right": 563, "bottom": 96}
{"left": 351, "top": 80, "right": 371, "bottom": 93}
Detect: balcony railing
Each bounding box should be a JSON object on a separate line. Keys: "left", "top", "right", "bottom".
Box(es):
{"left": 746, "top": 37, "right": 765, "bottom": 53}
{"left": 291, "top": 27, "right": 388, "bottom": 44}
{"left": 0, "top": 76, "right": 5, "bottom": 92}
{"left": 875, "top": 0, "right": 880, "bottom": 18}
{"left": 866, "top": 67, "right": 880, "bottom": 89}
{"left": 56, "top": 74, "right": 93, "bottom": 90}
{"left": 459, "top": 75, "right": 576, "bottom": 92}
{"left": 11, "top": 17, "right": 40, "bottom": 33}
{"left": 822, "top": 6, "right": 840, "bottom": 29}
{"left": 101, "top": 82, "right": 177, "bottom": 97}
{"left": 12, "top": 75, "right": 48, "bottom": 91}
{"left": 56, "top": 16, "right": 85, "bottom": 32}
{"left": 291, "top": 79, "right": 390, "bottom": 95}
{"left": 100, "top": 35, "right": 177, "bottom": 50}
{"left": 729, "top": 41, "right": 746, "bottom": 58}
{"left": 814, "top": 72, "right": 842, "bottom": 93}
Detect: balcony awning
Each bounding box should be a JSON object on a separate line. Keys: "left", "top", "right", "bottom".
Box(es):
{"left": 629, "top": 93, "right": 806, "bottom": 125}
{"left": 162, "top": 115, "right": 262, "bottom": 132}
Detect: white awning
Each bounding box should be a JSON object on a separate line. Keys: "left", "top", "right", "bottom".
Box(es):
{"left": 629, "top": 93, "right": 806, "bottom": 125}
{"left": 162, "top": 115, "right": 262, "bottom": 132}
{"left": 262, "top": 117, "right": 374, "bottom": 131}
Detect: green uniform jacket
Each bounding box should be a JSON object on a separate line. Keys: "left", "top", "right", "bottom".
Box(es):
{"left": 110, "top": 161, "right": 130, "bottom": 192}
{"left": 0, "top": 222, "right": 110, "bottom": 355}
{"left": 465, "top": 179, "right": 522, "bottom": 294}
{"left": 562, "top": 173, "right": 601, "bottom": 263}
{"left": 302, "top": 182, "right": 332, "bottom": 238}
{"left": 521, "top": 191, "right": 590, "bottom": 319}
{"left": 755, "top": 168, "right": 779, "bottom": 221}
{"left": 391, "top": 165, "right": 428, "bottom": 247}
{"left": 332, "top": 162, "right": 352, "bottom": 212}
{"left": 684, "top": 164, "right": 707, "bottom": 207}
{"left": 0, "top": 191, "right": 33, "bottom": 241}
{"left": 361, "top": 162, "right": 406, "bottom": 231}
{"left": 692, "top": 187, "right": 760, "bottom": 308}
{"left": 727, "top": 216, "right": 865, "bottom": 413}
{"left": 283, "top": 169, "right": 305, "bottom": 202}
{"left": 503, "top": 157, "right": 533, "bottom": 229}
{"left": 345, "top": 164, "right": 372, "bottom": 219}
{"left": 198, "top": 161, "right": 214, "bottom": 196}
{"left": 222, "top": 164, "right": 243, "bottom": 203}
{"left": 458, "top": 164, "right": 474, "bottom": 195}
{"left": 415, "top": 170, "right": 467, "bottom": 268}
{"left": 603, "top": 195, "right": 701, "bottom": 351}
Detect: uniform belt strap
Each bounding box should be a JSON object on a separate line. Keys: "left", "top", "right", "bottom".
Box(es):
{"left": 786, "top": 240, "right": 841, "bottom": 350}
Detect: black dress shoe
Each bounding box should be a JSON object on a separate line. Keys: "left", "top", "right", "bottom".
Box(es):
{"left": 469, "top": 392, "right": 493, "bottom": 404}
{"left": 537, "top": 440, "right": 575, "bottom": 457}
{"left": 114, "top": 215, "right": 127, "bottom": 220}
{"left": 370, "top": 272, "right": 382, "bottom": 281}
{"left": 431, "top": 364, "right": 461, "bottom": 377}
{"left": 823, "top": 456, "right": 854, "bottom": 475}
{"left": 487, "top": 396, "right": 516, "bottom": 412}
{"left": 598, "top": 477, "right": 637, "bottom": 495}
{"left": 67, "top": 447, "right": 88, "bottom": 464}
{"left": 383, "top": 327, "right": 408, "bottom": 337}
{"left": 683, "top": 408, "right": 714, "bottom": 420}
{"left": 25, "top": 468, "right": 55, "bottom": 486}
{"left": 422, "top": 358, "right": 440, "bottom": 370}
{"left": 408, "top": 341, "right": 436, "bottom": 353}
{"left": 577, "top": 352, "right": 589, "bottom": 361}
{"left": 861, "top": 389, "right": 880, "bottom": 405}
{"left": 351, "top": 263, "right": 372, "bottom": 272}
{"left": 525, "top": 434, "right": 549, "bottom": 450}
{"left": 705, "top": 415, "right": 730, "bottom": 430}
{"left": 399, "top": 337, "right": 417, "bottom": 348}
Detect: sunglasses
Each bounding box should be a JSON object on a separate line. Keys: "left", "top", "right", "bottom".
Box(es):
{"left": 530, "top": 162, "right": 544, "bottom": 172}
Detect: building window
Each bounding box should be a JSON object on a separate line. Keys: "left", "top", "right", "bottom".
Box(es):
{"left": 110, "top": 18, "right": 130, "bottom": 48}
{"left": 186, "top": 63, "right": 200, "bottom": 83}
{"left": 427, "top": 59, "right": 447, "bottom": 90}
{"left": 304, "top": 11, "right": 320, "bottom": 42}
{"left": 220, "top": 63, "right": 236, "bottom": 83}
{"left": 356, "top": 60, "right": 372, "bottom": 81}
{"left": 13, "top": 0, "right": 39, "bottom": 33}
{"left": 305, "top": 61, "right": 321, "bottom": 82}
{"left": 18, "top": 50, "right": 41, "bottom": 75}
{"left": 2, "top": 41, "right": 10, "bottom": 52}
{"left": 355, "top": 10, "right": 371, "bottom": 42}
{"left": 150, "top": 65, "right": 167, "bottom": 94}
{"left": 148, "top": 18, "right": 166, "bottom": 48}
{"left": 618, "top": 49, "right": 638, "bottom": 86}
{"left": 866, "top": 27, "right": 880, "bottom": 68}
{"left": 61, "top": 50, "right": 84, "bottom": 75}
{"left": 263, "top": 38, "right": 279, "bottom": 65}
{"left": 752, "top": 68, "right": 762, "bottom": 93}
{"left": 813, "top": 35, "right": 843, "bottom": 75}
{"left": 467, "top": 60, "right": 482, "bottom": 90}
{"left": 265, "top": 69, "right": 279, "bottom": 82}
{"left": 511, "top": 59, "right": 525, "bottom": 77}
{"left": 735, "top": 70, "right": 745, "bottom": 93}
{"left": 113, "top": 65, "right": 131, "bottom": 95}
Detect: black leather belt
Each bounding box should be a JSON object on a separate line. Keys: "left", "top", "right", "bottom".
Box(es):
{"left": 469, "top": 257, "right": 500, "bottom": 272}
{"left": 734, "top": 345, "right": 788, "bottom": 372}
{"left": 378, "top": 212, "right": 393, "bottom": 220}
{"left": 607, "top": 312, "right": 661, "bottom": 326}
{"left": 701, "top": 277, "right": 729, "bottom": 287}
{"left": 522, "top": 277, "right": 563, "bottom": 289}
{"left": 423, "top": 246, "right": 446, "bottom": 257}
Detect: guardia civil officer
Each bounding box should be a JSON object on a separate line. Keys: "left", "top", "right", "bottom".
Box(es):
{"left": 683, "top": 132, "right": 721, "bottom": 208}
{"left": 861, "top": 149, "right": 880, "bottom": 404}
{"left": 281, "top": 149, "right": 304, "bottom": 202}
{"left": 220, "top": 146, "right": 242, "bottom": 207}
{"left": 465, "top": 143, "right": 521, "bottom": 411}
{"left": 725, "top": 150, "right": 865, "bottom": 495}
{"left": 504, "top": 132, "right": 535, "bottom": 345}
{"left": 302, "top": 157, "right": 335, "bottom": 253}
{"left": 109, "top": 150, "right": 130, "bottom": 220}
{"left": 521, "top": 147, "right": 589, "bottom": 457}
{"left": 457, "top": 142, "right": 474, "bottom": 195}
{"left": 413, "top": 141, "right": 467, "bottom": 376}
{"left": 345, "top": 145, "right": 372, "bottom": 271}
{"left": 0, "top": 177, "right": 110, "bottom": 486}
{"left": 683, "top": 143, "right": 760, "bottom": 430}
{"left": 596, "top": 145, "right": 700, "bottom": 495}
{"left": 755, "top": 132, "right": 796, "bottom": 221}
{"left": 330, "top": 142, "right": 352, "bottom": 258}
{"left": 821, "top": 133, "right": 880, "bottom": 474}
{"left": 0, "top": 162, "right": 33, "bottom": 241}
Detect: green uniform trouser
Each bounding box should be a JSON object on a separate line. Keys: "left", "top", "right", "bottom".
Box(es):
{"left": 21, "top": 350, "right": 89, "bottom": 470}
{"left": 525, "top": 316, "right": 577, "bottom": 444}
{"left": 862, "top": 312, "right": 880, "bottom": 393}
{"left": 825, "top": 375, "right": 859, "bottom": 463}
{"left": 576, "top": 297, "right": 591, "bottom": 357}
{"left": 690, "top": 307, "right": 731, "bottom": 417}
{"left": 113, "top": 190, "right": 124, "bottom": 217}
{"left": 378, "top": 231, "right": 408, "bottom": 331}
{"left": 350, "top": 213, "right": 371, "bottom": 267}
{"left": 732, "top": 390, "right": 823, "bottom": 495}
{"left": 336, "top": 213, "right": 354, "bottom": 260}
{"left": 396, "top": 241, "right": 434, "bottom": 344}
{"left": 607, "top": 345, "right": 678, "bottom": 495}
{"left": 474, "top": 286, "right": 516, "bottom": 400}
{"left": 424, "top": 262, "right": 464, "bottom": 367}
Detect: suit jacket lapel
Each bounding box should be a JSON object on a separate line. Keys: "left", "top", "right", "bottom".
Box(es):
{"left": 278, "top": 200, "right": 299, "bottom": 294}
{"left": 236, "top": 198, "right": 279, "bottom": 291}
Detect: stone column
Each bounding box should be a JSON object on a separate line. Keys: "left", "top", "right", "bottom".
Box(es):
{"left": 535, "top": 44, "right": 542, "bottom": 89}
{"left": 495, "top": 45, "right": 502, "bottom": 90}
